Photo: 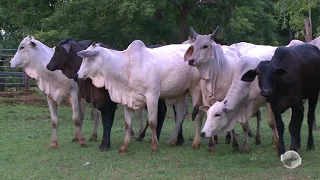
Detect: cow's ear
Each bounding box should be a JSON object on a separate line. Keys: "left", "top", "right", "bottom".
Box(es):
{"left": 241, "top": 69, "right": 257, "bottom": 82}
{"left": 77, "top": 50, "right": 99, "bottom": 58}
{"left": 30, "top": 41, "right": 36, "bottom": 47}
{"left": 78, "top": 40, "right": 93, "bottom": 48}
{"left": 62, "top": 44, "right": 71, "bottom": 53}
{"left": 184, "top": 46, "right": 194, "bottom": 62}
{"left": 276, "top": 67, "right": 288, "bottom": 76}
{"left": 199, "top": 105, "right": 210, "bottom": 112}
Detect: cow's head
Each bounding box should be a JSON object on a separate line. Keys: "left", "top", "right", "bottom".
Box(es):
{"left": 184, "top": 26, "right": 220, "bottom": 66}
{"left": 77, "top": 43, "right": 102, "bottom": 80}
{"left": 241, "top": 60, "right": 288, "bottom": 98}
{"left": 46, "top": 38, "right": 93, "bottom": 80}
{"left": 199, "top": 100, "right": 233, "bottom": 137}
{"left": 11, "top": 36, "right": 39, "bottom": 68}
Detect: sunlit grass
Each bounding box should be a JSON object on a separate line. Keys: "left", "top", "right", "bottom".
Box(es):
{"left": 1, "top": 94, "right": 320, "bottom": 179}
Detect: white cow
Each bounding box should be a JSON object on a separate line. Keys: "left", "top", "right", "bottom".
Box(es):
{"left": 184, "top": 27, "right": 278, "bottom": 152}
{"left": 10, "top": 36, "right": 87, "bottom": 147}
{"left": 77, "top": 41, "right": 203, "bottom": 152}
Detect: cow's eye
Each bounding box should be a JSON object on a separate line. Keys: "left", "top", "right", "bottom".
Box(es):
{"left": 19, "top": 47, "right": 24, "bottom": 50}
{"left": 203, "top": 45, "right": 208, "bottom": 49}
{"left": 214, "top": 113, "right": 220, "bottom": 117}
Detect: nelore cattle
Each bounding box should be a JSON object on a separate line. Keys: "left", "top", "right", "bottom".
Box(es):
{"left": 10, "top": 36, "right": 86, "bottom": 147}
{"left": 46, "top": 38, "right": 183, "bottom": 151}
{"left": 184, "top": 27, "right": 278, "bottom": 152}
{"left": 241, "top": 44, "right": 320, "bottom": 156}
{"left": 77, "top": 41, "right": 203, "bottom": 152}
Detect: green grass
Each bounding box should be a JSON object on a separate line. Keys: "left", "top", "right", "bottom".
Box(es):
{"left": 1, "top": 94, "right": 320, "bottom": 180}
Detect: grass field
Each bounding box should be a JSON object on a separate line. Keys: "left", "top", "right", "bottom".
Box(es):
{"left": 1, "top": 90, "right": 320, "bottom": 180}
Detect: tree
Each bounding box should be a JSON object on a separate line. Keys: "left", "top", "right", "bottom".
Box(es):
{"left": 276, "top": 0, "right": 319, "bottom": 41}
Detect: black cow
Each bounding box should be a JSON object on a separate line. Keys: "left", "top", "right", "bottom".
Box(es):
{"left": 46, "top": 38, "right": 184, "bottom": 151}
{"left": 241, "top": 44, "right": 320, "bottom": 156}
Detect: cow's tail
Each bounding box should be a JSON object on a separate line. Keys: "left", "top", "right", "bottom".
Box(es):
{"left": 192, "top": 105, "right": 199, "bottom": 121}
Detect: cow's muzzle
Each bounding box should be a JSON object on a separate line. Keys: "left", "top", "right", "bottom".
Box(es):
{"left": 46, "top": 63, "right": 56, "bottom": 71}
{"left": 260, "top": 89, "right": 272, "bottom": 97}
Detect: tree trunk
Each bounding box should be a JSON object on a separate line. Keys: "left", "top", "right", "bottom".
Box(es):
{"left": 304, "top": 19, "right": 312, "bottom": 42}
{"left": 179, "top": 11, "right": 189, "bottom": 43}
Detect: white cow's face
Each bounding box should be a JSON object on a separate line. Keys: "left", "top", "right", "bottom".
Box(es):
{"left": 11, "top": 36, "right": 38, "bottom": 68}
{"left": 200, "top": 101, "right": 230, "bottom": 137}
{"left": 77, "top": 46, "right": 102, "bottom": 79}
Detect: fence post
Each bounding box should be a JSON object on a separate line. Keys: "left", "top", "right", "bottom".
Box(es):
{"left": 24, "top": 72, "right": 30, "bottom": 90}
{"left": 0, "top": 61, "right": 4, "bottom": 91}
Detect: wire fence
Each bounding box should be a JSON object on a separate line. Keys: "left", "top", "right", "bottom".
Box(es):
{"left": 0, "top": 49, "right": 31, "bottom": 91}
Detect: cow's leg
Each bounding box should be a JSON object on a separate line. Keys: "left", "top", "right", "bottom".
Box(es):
{"left": 255, "top": 108, "right": 262, "bottom": 145}
{"left": 138, "top": 108, "right": 144, "bottom": 134}
{"left": 307, "top": 95, "right": 318, "bottom": 150}
{"left": 289, "top": 102, "right": 304, "bottom": 152}
{"left": 168, "top": 96, "right": 187, "bottom": 147}
{"left": 189, "top": 85, "right": 204, "bottom": 149}
{"left": 225, "top": 132, "right": 231, "bottom": 144}
{"left": 47, "top": 96, "right": 59, "bottom": 147}
{"left": 271, "top": 105, "right": 285, "bottom": 156}
{"left": 231, "top": 129, "right": 239, "bottom": 151}
{"left": 136, "top": 99, "right": 168, "bottom": 141}
{"left": 89, "top": 106, "right": 100, "bottom": 142}
{"left": 69, "top": 94, "right": 86, "bottom": 147}
{"left": 313, "top": 119, "right": 319, "bottom": 131}
{"left": 99, "top": 100, "right": 117, "bottom": 151}
{"left": 247, "top": 122, "right": 254, "bottom": 137}
{"left": 119, "top": 106, "right": 134, "bottom": 152}
{"left": 267, "top": 103, "right": 278, "bottom": 149}
{"left": 146, "top": 95, "right": 160, "bottom": 151}
{"left": 171, "top": 104, "right": 184, "bottom": 145}
{"left": 242, "top": 122, "right": 250, "bottom": 152}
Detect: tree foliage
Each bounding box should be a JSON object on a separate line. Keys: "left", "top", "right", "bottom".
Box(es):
{"left": 1, "top": 0, "right": 319, "bottom": 49}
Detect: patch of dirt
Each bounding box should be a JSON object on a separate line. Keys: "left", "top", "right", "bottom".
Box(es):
{"left": 0, "top": 90, "right": 68, "bottom": 106}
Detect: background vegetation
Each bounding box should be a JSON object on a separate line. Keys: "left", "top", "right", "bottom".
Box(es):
{"left": 1, "top": 0, "right": 320, "bottom": 49}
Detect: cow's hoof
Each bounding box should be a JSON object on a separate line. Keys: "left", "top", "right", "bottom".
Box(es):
{"left": 167, "top": 140, "right": 177, "bottom": 147}
{"left": 80, "top": 143, "right": 88, "bottom": 148}
{"left": 255, "top": 138, "right": 261, "bottom": 145}
{"left": 89, "top": 135, "right": 98, "bottom": 142}
{"left": 307, "top": 145, "right": 315, "bottom": 151}
{"left": 176, "top": 139, "right": 185, "bottom": 146}
{"left": 71, "top": 138, "right": 78, "bottom": 143}
{"left": 233, "top": 146, "right": 239, "bottom": 152}
{"left": 135, "top": 137, "right": 144, "bottom": 142}
{"left": 50, "top": 141, "right": 58, "bottom": 148}
{"left": 192, "top": 142, "right": 200, "bottom": 150}
{"left": 118, "top": 145, "right": 128, "bottom": 152}
{"left": 151, "top": 145, "right": 158, "bottom": 152}
{"left": 248, "top": 131, "right": 255, "bottom": 137}
{"left": 208, "top": 147, "right": 215, "bottom": 153}
{"left": 99, "top": 143, "right": 110, "bottom": 151}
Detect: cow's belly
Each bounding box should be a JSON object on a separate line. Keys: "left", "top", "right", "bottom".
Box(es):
{"left": 159, "top": 82, "right": 189, "bottom": 99}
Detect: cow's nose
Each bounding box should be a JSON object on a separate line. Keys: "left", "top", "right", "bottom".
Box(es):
{"left": 261, "top": 89, "right": 272, "bottom": 97}
{"left": 200, "top": 131, "right": 206, "bottom": 138}
{"left": 188, "top": 59, "right": 195, "bottom": 66}
{"left": 46, "top": 64, "right": 53, "bottom": 71}
{"left": 74, "top": 73, "right": 79, "bottom": 81}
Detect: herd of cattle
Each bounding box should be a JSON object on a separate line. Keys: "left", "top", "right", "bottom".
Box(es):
{"left": 9, "top": 26, "right": 320, "bottom": 157}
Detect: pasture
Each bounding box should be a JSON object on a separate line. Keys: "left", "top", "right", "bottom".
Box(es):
{"left": 1, "top": 90, "right": 320, "bottom": 180}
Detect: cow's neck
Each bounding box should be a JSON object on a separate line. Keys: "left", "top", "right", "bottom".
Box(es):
{"left": 204, "top": 44, "right": 235, "bottom": 102}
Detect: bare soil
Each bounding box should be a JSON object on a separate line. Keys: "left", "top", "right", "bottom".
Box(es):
{"left": 0, "top": 90, "right": 68, "bottom": 106}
